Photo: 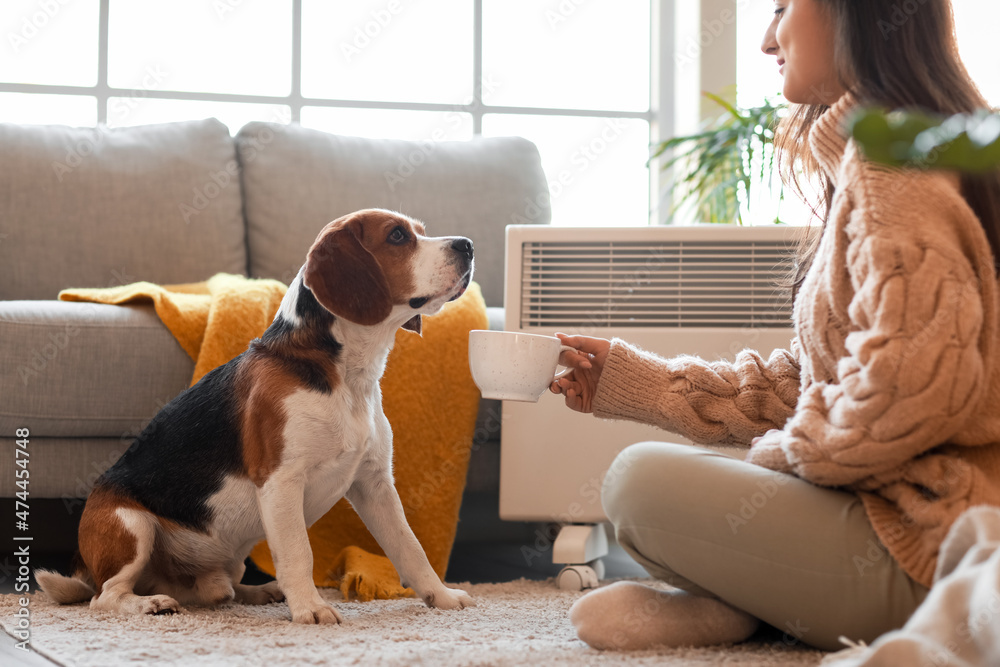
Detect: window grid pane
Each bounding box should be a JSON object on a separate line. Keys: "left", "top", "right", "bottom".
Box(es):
{"left": 482, "top": 0, "right": 651, "bottom": 113}
{"left": 954, "top": 0, "right": 1000, "bottom": 106}
{"left": 107, "top": 0, "right": 293, "bottom": 97}
{"left": 301, "top": 0, "right": 473, "bottom": 105}
{"left": 0, "top": 0, "right": 100, "bottom": 87}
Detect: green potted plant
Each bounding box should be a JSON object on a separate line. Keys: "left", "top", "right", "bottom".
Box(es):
{"left": 651, "top": 92, "right": 788, "bottom": 225}
{"left": 850, "top": 108, "right": 1000, "bottom": 172}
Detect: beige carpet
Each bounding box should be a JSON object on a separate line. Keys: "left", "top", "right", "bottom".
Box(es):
{"left": 2, "top": 579, "right": 826, "bottom": 666}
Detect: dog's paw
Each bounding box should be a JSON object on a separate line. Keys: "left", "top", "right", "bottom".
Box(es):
{"left": 424, "top": 587, "right": 475, "bottom": 610}
{"left": 259, "top": 581, "right": 286, "bottom": 604}
{"left": 290, "top": 602, "right": 343, "bottom": 625}
{"left": 235, "top": 581, "right": 285, "bottom": 605}
{"left": 141, "top": 595, "right": 181, "bottom": 615}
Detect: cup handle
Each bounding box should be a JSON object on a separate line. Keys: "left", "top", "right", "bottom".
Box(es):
{"left": 552, "top": 344, "right": 578, "bottom": 382}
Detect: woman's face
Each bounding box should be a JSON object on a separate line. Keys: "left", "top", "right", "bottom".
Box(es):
{"left": 761, "top": 0, "right": 845, "bottom": 105}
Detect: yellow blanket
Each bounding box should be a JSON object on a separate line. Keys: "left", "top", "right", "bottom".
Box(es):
{"left": 59, "top": 274, "right": 487, "bottom": 600}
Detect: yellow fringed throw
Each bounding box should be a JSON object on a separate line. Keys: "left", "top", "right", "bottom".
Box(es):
{"left": 59, "top": 275, "right": 488, "bottom": 601}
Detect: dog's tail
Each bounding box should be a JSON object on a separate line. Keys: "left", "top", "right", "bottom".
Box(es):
{"left": 35, "top": 555, "right": 96, "bottom": 604}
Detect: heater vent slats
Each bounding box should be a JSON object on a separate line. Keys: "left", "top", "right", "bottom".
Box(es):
{"left": 520, "top": 240, "right": 795, "bottom": 329}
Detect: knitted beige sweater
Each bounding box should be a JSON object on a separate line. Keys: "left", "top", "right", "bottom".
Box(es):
{"left": 592, "top": 94, "right": 1000, "bottom": 588}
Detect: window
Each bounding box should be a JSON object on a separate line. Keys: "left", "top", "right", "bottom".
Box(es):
{"left": 0, "top": 0, "right": 652, "bottom": 227}
{"left": 4, "top": 1, "right": 994, "bottom": 229}
{"left": 952, "top": 0, "right": 1000, "bottom": 106}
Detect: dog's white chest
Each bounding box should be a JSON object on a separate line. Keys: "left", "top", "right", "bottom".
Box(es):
{"left": 284, "top": 384, "right": 377, "bottom": 454}
{"left": 282, "top": 386, "right": 384, "bottom": 525}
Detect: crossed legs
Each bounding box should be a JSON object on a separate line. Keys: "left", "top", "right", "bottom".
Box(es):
{"left": 571, "top": 442, "right": 928, "bottom": 651}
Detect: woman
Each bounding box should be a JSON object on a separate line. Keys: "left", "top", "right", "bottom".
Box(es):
{"left": 552, "top": 0, "right": 1000, "bottom": 652}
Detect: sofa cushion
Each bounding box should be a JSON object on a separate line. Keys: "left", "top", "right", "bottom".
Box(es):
{"left": 0, "top": 119, "right": 247, "bottom": 300}
{"left": 236, "top": 123, "right": 550, "bottom": 307}
{"left": 0, "top": 300, "right": 192, "bottom": 437}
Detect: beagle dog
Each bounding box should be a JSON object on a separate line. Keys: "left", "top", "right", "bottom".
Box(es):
{"left": 36, "top": 209, "right": 475, "bottom": 623}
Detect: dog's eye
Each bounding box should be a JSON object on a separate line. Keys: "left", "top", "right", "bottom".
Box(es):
{"left": 387, "top": 227, "right": 408, "bottom": 245}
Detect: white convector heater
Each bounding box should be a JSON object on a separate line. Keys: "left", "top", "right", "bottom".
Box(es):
{"left": 498, "top": 224, "right": 809, "bottom": 589}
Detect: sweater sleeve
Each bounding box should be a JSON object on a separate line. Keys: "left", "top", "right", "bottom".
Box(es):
{"left": 591, "top": 338, "right": 801, "bottom": 446}
{"left": 746, "top": 228, "right": 989, "bottom": 486}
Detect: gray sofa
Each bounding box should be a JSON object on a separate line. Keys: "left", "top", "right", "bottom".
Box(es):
{"left": 0, "top": 118, "right": 549, "bottom": 516}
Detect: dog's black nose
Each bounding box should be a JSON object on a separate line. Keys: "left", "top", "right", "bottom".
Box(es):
{"left": 451, "top": 237, "right": 474, "bottom": 260}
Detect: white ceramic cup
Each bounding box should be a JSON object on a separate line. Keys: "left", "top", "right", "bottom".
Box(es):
{"left": 468, "top": 330, "right": 575, "bottom": 402}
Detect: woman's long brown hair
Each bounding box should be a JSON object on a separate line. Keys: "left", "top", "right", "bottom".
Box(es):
{"left": 776, "top": 0, "right": 1000, "bottom": 287}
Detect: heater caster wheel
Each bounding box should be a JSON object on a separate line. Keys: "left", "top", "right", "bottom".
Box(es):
{"left": 556, "top": 560, "right": 604, "bottom": 591}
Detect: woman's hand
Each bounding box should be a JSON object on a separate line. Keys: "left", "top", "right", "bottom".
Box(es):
{"left": 549, "top": 333, "right": 611, "bottom": 413}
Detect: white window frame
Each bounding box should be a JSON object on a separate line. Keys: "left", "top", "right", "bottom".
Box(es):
{"left": 1, "top": 0, "right": 735, "bottom": 226}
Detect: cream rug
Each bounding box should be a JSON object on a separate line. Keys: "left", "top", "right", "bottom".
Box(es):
{"left": 2, "top": 579, "right": 826, "bottom": 666}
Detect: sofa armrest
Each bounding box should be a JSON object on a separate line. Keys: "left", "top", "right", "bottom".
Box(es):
{"left": 0, "top": 300, "right": 191, "bottom": 438}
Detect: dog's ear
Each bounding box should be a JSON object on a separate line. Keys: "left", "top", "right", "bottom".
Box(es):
{"left": 303, "top": 218, "right": 392, "bottom": 325}
{"left": 401, "top": 314, "right": 422, "bottom": 335}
